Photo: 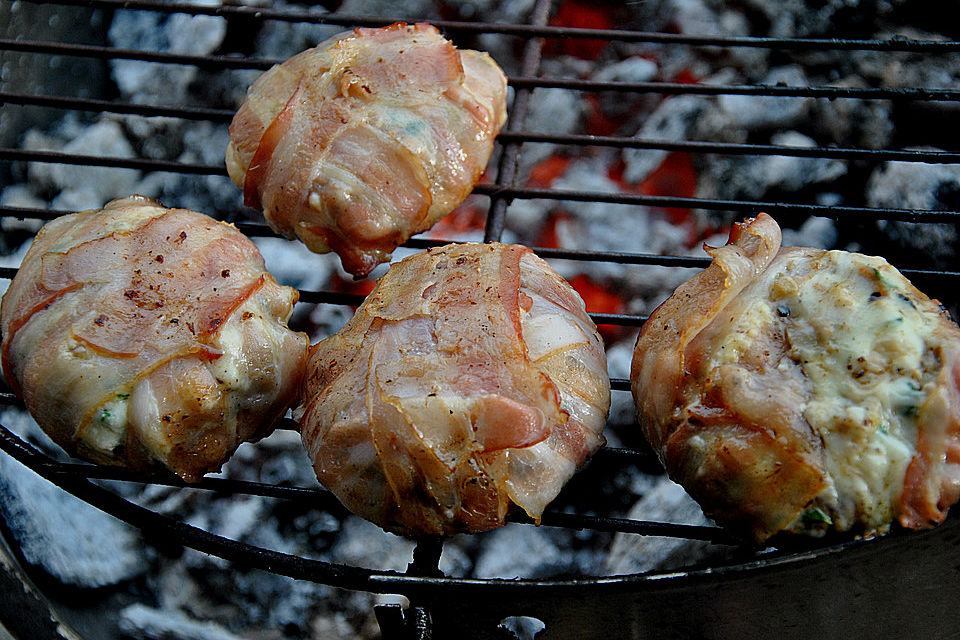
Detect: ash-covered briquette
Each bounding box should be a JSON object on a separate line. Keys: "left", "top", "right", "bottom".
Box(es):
{"left": 0, "top": 437, "right": 146, "bottom": 588}
{"left": 1, "top": 0, "right": 960, "bottom": 638}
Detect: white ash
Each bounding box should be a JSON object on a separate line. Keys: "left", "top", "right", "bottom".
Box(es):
{"left": 0, "top": 453, "right": 147, "bottom": 588}
{"left": 516, "top": 87, "right": 585, "bottom": 174}
{"left": 603, "top": 477, "right": 722, "bottom": 576}
{"left": 172, "top": 493, "right": 332, "bottom": 632}
{"left": 0, "top": 407, "right": 65, "bottom": 462}
{"left": 329, "top": 516, "right": 476, "bottom": 577}
{"left": 866, "top": 158, "right": 960, "bottom": 263}
{"left": 542, "top": 156, "right": 700, "bottom": 306}
{"left": 667, "top": 0, "right": 750, "bottom": 39}
{"left": 718, "top": 65, "right": 813, "bottom": 131}
{"left": 127, "top": 121, "right": 238, "bottom": 217}
{"left": 621, "top": 89, "right": 744, "bottom": 185}
{"left": 25, "top": 118, "right": 141, "bottom": 208}
{"left": 471, "top": 523, "right": 565, "bottom": 579}
{"left": 226, "top": 429, "right": 318, "bottom": 488}
{"left": 766, "top": 131, "right": 847, "bottom": 191}
{"left": 0, "top": 188, "right": 44, "bottom": 237}
{"left": 606, "top": 342, "right": 639, "bottom": 427}
{"left": 252, "top": 3, "right": 342, "bottom": 59}
{"left": 0, "top": 184, "right": 46, "bottom": 213}
{"left": 740, "top": 0, "right": 904, "bottom": 38}
{"left": 623, "top": 96, "right": 714, "bottom": 184}
{"left": 695, "top": 133, "right": 847, "bottom": 206}
{"left": 108, "top": 7, "right": 227, "bottom": 106}
{"left": 337, "top": 0, "right": 438, "bottom": 20}
{"left": 780, "top": 216, "right": 839, "bottom": 250}
{"left": 698, "top": 131, "right": 847, "bottom": 202}
{"left": 118, "top": 603, "right": 249, "bottom": 640}
{"left": 868, "top": 157, "right": 960, "bottom": 211}
{"left": 309, "top": 611, "right": 362, "bottom": 640}
{"left": 122, "top": 116, "right": 187, "bottom": 161}
{"left": 590, "top": 57, "right": 662, "bottom": 130}
{"left": 869, "top": 29, "right": 960, "bottom": 91}
{"left": 591, "top": 57, "right": 658, "bottom": 84}
{"left": 500, "top": 616, "right": 547, "bottom": 640}
{"left": 502, "top": 196, "right": 550, "bottom": 241}
{"left": 308, "top": 302, "right": 355, "bottom": 343}
{"left": 811, "top": 86, "right": 894, "bottom": 150}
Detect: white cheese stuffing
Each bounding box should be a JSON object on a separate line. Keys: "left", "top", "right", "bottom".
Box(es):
{"left": 776, "top": 251, "right": 933, "bottom": 532}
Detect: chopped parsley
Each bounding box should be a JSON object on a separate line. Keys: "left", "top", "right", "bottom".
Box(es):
{"left": 872, "top": 267, "right": 893, "bottom": 289}
{"left": 802, "top": 508, "right": 832, "bottom": 525}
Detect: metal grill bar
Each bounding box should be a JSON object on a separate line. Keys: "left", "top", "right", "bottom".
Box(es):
{"left": 1, "top": 215, "right": 959, "bottom": 286}
{"left": 4, "top": 150, "right": 960, "bottom": 222}
{"left": 482, "top": 0, "right": 551, "bottom": 243}
{"left": 2, "top": 417, "right": 744, "bottom": 602}
{"left": 1, "top": 214, "right": 958, "bottom": 287}
{"left": 16, "top": 0, "right": 960, "bottom": 52}
{"left": 0, "top": 422, "right": 720, "bottom": 548}
{"left": 5, "top": 41, "right": 960, "bottom": 101}
{"left": 511, "top": 78, "right": 960, "bottom": 102}
{"left": 3, "top": 1, "right": 960, "bottom": 636}
{"left": 7, "top": 91, "right": 960, "bottom": 164}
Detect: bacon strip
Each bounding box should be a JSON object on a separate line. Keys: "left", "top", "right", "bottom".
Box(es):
{"left": 1, "top": 196, "right": 308, "bottom": 480}
{"left": 299, "top": 243, "right": 609, "bottom": 535}
{"left": 633, "top": 212, "right": 960, "bottom": 543}
{"left": 226, "top": 23, "right": 508, "bottom": 277}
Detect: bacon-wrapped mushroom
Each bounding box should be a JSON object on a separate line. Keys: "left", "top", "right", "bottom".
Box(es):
{"left": 0, "top": 196, "right": 308, "bottom": 481}
{"left": 298, "top": 243, "right": 610, "bottom": 535}
{"left": 632, "top": 213, "right": 960, "bottom": 543}
{"left": 226, "top": 22, "right": 508, "bottom": 278}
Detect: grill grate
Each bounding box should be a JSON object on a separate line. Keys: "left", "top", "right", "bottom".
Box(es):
{"left": 3, "top": 0, "right": 960, "bottom": 638}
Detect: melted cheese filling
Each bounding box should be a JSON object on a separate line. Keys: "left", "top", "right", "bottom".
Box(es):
{"left": 83, "top": 295, "right": 290, "bottom": 460}
{"left": 703, "top": 249, "right": 940, "bottom": 535}
{"left": 775, "top": 251, "right": 935, "bottom": 533}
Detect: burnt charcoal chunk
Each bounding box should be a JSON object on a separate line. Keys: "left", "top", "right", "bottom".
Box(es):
{"left": 0, "top": 454, "right": 146, "bottom": 588}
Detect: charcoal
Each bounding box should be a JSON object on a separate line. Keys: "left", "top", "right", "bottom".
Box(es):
{"left": 108, "top": 9, "right": 226, "bottom": 106}
{"left": 329, "top": 517, "right": 416, "bottom": 572}
{"left": 0, "top": 454, "right": 146, "bottom": 588}
{"left": 718, "top": 65, "right": 812, "bottom": 131}
{"left": 866, "top": 159, "right": 960, "bottom": 265}
{"left": 25, "top": 119, "right": 140, "bottom": 208}
{"left": 518, "top": 86, "right": 585, "bottom": 174}
{"left": 2, "top": 1, "right": 959, "bottom": 637}
{"left": 118, "top": 603, "right": 249, "bottom": 640}
{"left": 253, "top": 4, "right": 341, "bottom": 60}
{"left": 472, "top": 523, "right": 566, "bottom": 579}
{"left": 606, "top": 343, "right": 640, "bottom": 427}
{"left": 603, "top": 477, "right": 729, "bottom": 575}
{"left": 623, "top": 95, "right": 717, "bottom": 184}
{"left": 592, "top": 57, "right": 658, "bottom": 84}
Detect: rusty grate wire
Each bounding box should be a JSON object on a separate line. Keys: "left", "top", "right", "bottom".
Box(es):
{"left": 3, "top": 0, "right": 960, "bottom": 637}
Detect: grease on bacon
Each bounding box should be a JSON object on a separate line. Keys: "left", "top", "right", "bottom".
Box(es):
{"left": 0, "top": 196, "right": 308, "bottom": 481}
{"left": 631, "top": 212, "right": 960, "bottom": 543}
{"left": 226, "top": 23, "right": 508, "bottom": 277}
{"left": 298, "top": 243, "right": 610, "bottom": 536}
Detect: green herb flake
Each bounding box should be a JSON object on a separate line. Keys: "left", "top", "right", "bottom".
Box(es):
{"left": 872, "top": 267, "right": 894, "bottom": 289}
{"left": 116, "top": 393, "right": 130, "bottom": 399}
{"left": 902, "top": 405, "right": 919, "bottom": 418}
{"left": 802, "top": 508, "right": 832, "bottom": 525}
{"left": 99, "top": 410, "right": 112, "bottom": 423}
{"left": 878, "top": 423, "right": 889, "bottom": 435}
